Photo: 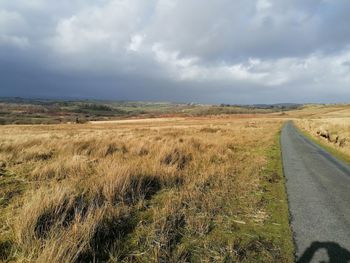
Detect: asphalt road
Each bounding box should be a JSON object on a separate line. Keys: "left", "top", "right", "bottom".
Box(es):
{"left": 281, "top": 121, "right": 350, "bottom": 263}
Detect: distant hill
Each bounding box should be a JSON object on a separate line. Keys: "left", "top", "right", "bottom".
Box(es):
{"left": 0, "top": 97, "right": 302, "bottom": 125}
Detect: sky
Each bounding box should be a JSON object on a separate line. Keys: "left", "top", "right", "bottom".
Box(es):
{"left": 0, "top": 0, "right": 350, "bottom": 104}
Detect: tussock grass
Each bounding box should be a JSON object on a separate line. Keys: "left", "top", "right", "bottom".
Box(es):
{"left": 0, "top": 117, "right": 293, "bottom": 262}
{"left": 295, "top": 117, "right": 350, "bottom": 161}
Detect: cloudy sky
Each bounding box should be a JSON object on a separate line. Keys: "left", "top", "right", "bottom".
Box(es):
{"left": 1, "top": 0, "right": 350, "bottom": 103}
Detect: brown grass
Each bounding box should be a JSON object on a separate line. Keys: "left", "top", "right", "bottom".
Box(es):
{"left": 0, "top": 116, "right": 293, "bottom": 262}
{"left": 293, "top": 105, "right": 350, "bottom": 158}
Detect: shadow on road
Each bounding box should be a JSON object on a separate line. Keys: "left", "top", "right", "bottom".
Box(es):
{"left": 297, "top": 241, "right": 350, "bottom": 263}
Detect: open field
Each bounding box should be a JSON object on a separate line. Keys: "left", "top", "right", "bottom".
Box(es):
{"left": 0, "top": 116, "right": 293, "bottom": 262}
{"left": 293, "top": 105, "right": 350, "bottom": 161}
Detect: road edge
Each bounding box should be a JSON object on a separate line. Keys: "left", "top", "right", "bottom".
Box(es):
{"left": 293, "top": 121, "right": 350, "bottom": 165}
{"left": 261, "top": 125, "right": 295, "bottom": 262}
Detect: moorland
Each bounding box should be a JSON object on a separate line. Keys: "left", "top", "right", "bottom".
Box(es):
{"left": 0, "top": 97, "right": 300, "bottom": 125}
{"left": 0, "top": 100, "right": 349, "bottom": 262}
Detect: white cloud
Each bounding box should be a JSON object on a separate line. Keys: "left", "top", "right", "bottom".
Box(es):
{"left": 256, "top": 0, "right": 272, "bottom": 11}
{"left": 49, "top": 0, "right": 151, "bottom": 54}
{"left": 127, "top": 34, "right": 144, "bottom": 52}
{"left": 52, "top": 15, "right": 110, "bottom": 54}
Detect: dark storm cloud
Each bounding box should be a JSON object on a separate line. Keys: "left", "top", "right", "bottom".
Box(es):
{"left": 0, "top": 0, "right": 350, "bottom": 103}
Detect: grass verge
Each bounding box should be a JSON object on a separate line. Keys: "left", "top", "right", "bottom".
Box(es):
{"left": 295, "top": 124, "right": 350, "bottom": 165}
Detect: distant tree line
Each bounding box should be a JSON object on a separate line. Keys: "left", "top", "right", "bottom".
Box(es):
{"left": 79, "top": 103, "right": 114, "bottom": 111}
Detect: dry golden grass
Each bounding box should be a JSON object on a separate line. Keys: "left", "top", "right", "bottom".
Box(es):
{"left": 0, "top": 116, "right": 293, "bottom": 262}
{"left": 285, "top": 104, "right": 350, "bottom": 119}
{"left": 293, "top": 105, "right": 350, "bottom": 159}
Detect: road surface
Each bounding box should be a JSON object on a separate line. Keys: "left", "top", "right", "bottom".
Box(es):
{"left": 281, "top": 121, "right": 350, "bottom": 262}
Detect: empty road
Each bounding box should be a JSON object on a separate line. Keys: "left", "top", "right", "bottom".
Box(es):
{"left": 281, "top": 122, "right": 350, "bottom": 262}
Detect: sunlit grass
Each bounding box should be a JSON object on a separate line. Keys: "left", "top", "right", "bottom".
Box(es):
{"left": 0, "top": 117, "right": 293, "bottom": 262}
